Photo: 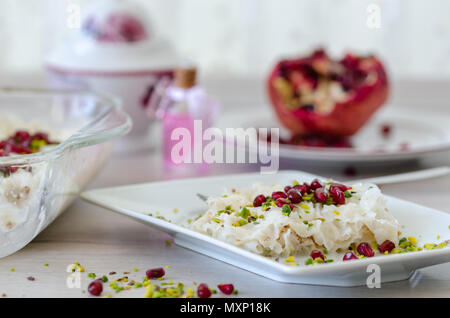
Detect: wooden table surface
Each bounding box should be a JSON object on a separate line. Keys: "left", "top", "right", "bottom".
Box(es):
{"left": 0, "top": 77, "right": 449, "bottom": 297}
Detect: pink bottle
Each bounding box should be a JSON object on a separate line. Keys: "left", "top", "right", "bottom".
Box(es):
{"left": 156, "top": 67, "right": 219, "bottom": 172}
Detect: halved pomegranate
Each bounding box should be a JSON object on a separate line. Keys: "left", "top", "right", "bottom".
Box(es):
{"left": 267, "top": 49, "right": 389, "bottom": 136}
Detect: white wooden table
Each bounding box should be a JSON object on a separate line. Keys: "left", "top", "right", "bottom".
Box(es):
{"left": 0, "top": 77, "right": 449, "bottom": 297}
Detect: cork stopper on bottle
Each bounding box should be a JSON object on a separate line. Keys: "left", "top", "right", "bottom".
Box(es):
{"left": 174, "top": 67, "right": 197, "bottom": 89}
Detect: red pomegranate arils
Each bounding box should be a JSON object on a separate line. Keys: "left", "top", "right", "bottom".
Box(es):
{"left": 284, "top": 186, "right": 292, "bottom": 193}
{"left": 197, "top": 283, "right": 211, "bottom": 298}
{"left": 310, "top": 179, "right": 323, "bottom": 190}
{"left": 294, "top": 183, "right": 309, "bottom": 195}
{"left": 329, "top": 186, "right": 346, "bottom": 205}
{"left": 310, "top": 250, "right": 325, "bottom": 261}
{"left": 217, "top": 284, "right": 234, "bottom": 295}
{"left": 381, "top": 124, "right": 392, "bottom": 138}
{"left": 146, "top": 267, "right": 165, "bottom": 279}
{"left": 275, "top": 198, "right": 294, "bottom": 210}
{"left": 314, "top": 187, "right": 327, "bottom": 203}
{"left": 253, "top": 194, "right": 266, "bottom": 207}
{"left": 287, "top": 189, "right": 302, "bottom": 204}
{"left": 272, "top": 191, "right": 287, "bottom": 201}
{"left": 378, "top": 240, "right": 395, "bottom": 253}
{"left": 343, "top": 251, "right": 359, "bottom": 261}
{"left": 357, "top": 242, "right": 374, "bottom": 257}
{"left": 88, "top": 280, "right": 103, "bottom": 296}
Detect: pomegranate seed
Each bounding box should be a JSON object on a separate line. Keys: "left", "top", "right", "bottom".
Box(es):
{"left": 378, "top": 240, "right": 395, "bottom": 253}
{"left": 197, "top": 283, "right": 211, "bottom": 298}
{"left": 310, "top": 250, "right": 325, "bottom": 261}
{"left": 310, "top": 179, "right": 323, "bottom": 190}
{"left": 217, "top": 284, "right": 234, "bottom": 295}
{"left": 329, "top": 186, "right": 345, "bottom": 205}
{"left": 146, "top": 267, "right": 165, "bottom": 279}
{"left": 331, "top": 183, "right": 349, "bottom": 191}
{"left": 357, "top": 242, "right": 374, "bottom": 257}
{"left": 284, "top": 186, "right": 292, "bottom": 193}
{"left": 287, "top": 189, "right": 302, "bottom": 204}
{"left": 381, "top": 124, "right": 391, "bottom": 138}
{"left": 343, "top": 251, "right": 359, "bottom": 261}
{"left": 275, "top": 198, "right": 293, "bottom": 210}
{"left": 88, "top": 280, "right": 103, "bottom": 296}
{"left": 14, "top": 131, "right": 30, "bottom": 142}
{"left": 253, "top": 194, "right": 266, "bottom": 207}
{"left": 314, "top": 187, "right": 327, "bottom": 203}
{"left": 294, "top": 183, "right": 309, "bottom": 195}
{"left": 272, "top": 191, "right": 287, "bottom": 201}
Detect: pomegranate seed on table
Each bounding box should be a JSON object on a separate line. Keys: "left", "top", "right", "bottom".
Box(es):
{"left": 314, "top": 187, "right": 327, "bottom": 203}
{"left": 381, "top": 124, "right": 392, "bottom": 138}
{"left": 272, "top": 191, "right": 287, "bottom": 201}
{"left": 217, "top": 284, "right": 234, "bottom": 295}
{"left": 357, "top": 242, "right": 375, "bottom": 257}
{"left": 378, "top": 240, "right": 395, "bottom": 253}
{"left": 88, "top": 280, "right": 103, "bottom": 296}
{"left": 287, "top": 189, "right": 302, "bottom": 204}
{"left": 253, "top": 194, "right": 266, "bottom": 207}
{"left": 343, "top": 251, "right": 359, "bottom": 261}
{"left": 310, "top": 250, "right": 325, "bottom": 261}
{"left": 197, "top": 283, "right": 211, "bottom": 298}
{"left": 146, "top": 267, "right": 165, "bottom": 279}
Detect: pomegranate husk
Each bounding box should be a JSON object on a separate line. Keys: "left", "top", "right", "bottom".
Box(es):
{"left": 267, "top": 55, "right": 389, "bottom": 137}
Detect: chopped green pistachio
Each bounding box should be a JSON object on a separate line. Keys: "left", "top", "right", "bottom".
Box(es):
{"left": 238, "top": 207, "right": 250, "bottom": 218}
{"left": 212, "top": 218, "right": 222, "bottom": 223}
{"left": 304, "top": 257, "right": 313, "bottom": 265}
{"left": 281, "top": 204, "right": 292, "bottom": 216}
{"left": 102, "top": 275, "right": 108, "bottom": 283}
{"left": 87, "top": 273, "right": 96, "bottom": 279}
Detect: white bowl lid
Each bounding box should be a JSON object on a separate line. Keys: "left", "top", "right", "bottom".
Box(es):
{"left": 46, "top": 0, "right": 180, "bottom": 74}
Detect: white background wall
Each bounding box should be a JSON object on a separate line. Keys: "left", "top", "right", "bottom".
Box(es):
{"left": 0, "top": 0, "right": 450, "bottom": 80}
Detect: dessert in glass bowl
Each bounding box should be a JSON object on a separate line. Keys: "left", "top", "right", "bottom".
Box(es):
{"left": 0, "top": 88, "right": 130, "bottom": 258}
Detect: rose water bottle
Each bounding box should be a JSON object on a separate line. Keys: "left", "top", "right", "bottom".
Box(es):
{"left": 160, "top": 67, "right": 219, "bottom": 172}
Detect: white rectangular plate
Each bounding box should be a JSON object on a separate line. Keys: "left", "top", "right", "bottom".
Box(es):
{"left": 81, "top": 171, "right": 450, "bottom": 286}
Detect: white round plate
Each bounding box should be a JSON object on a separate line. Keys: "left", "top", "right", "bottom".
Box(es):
{"left": 216, "top": 106, "right": 450, "bottom": 163}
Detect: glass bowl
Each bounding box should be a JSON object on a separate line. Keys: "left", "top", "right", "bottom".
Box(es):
{"left": 0, "top": 87, "right": 131, "bottom": 258}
